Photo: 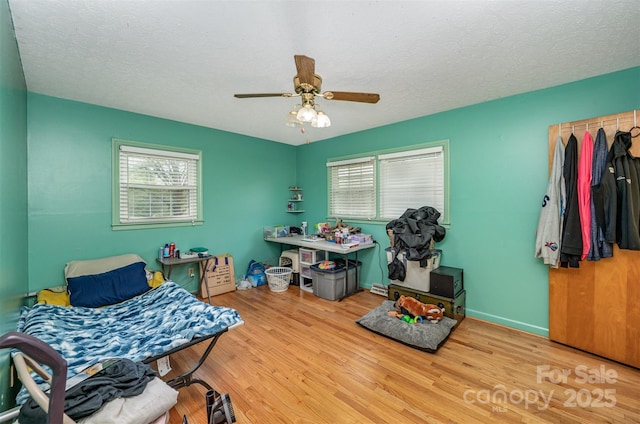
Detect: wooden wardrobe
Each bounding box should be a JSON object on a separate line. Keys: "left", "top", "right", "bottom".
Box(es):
{"left": 548, "top": 110, "right": 640, "bottom": 369}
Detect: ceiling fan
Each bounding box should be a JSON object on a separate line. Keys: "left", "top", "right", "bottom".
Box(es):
{"left": 234, "top": 55, "right": 380, "bottom": 128}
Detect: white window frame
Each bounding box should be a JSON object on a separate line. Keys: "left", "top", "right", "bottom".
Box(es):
{"left": 326, "top": 140, "right": 449, "bottom": 224}
{"left": 112, "top": 138, "right": 203, "bottom": 230}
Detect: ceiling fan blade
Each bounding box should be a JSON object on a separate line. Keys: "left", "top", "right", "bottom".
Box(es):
{"left": 323, "top": 91, "right": 380, "bottom": 104}
{"left": 234, "top": 93, "right": 293, "bottom": 98}
{"left": 294, "top": 55, "right": 315, "bottom": 87}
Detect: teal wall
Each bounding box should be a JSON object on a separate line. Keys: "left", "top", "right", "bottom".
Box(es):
{"left": 296, "top": 67, "right": 640, "bottom": 336}
{"left": 0, "top": 0, "right": 28, "bottom": 411}
{"left": 27, "top": 93, "right": 296, "bottom": 293}
{"left": 23, "top": 67, "right": 640, "bottom": 338}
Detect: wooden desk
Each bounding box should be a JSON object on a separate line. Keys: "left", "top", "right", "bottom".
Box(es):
{"left": 156, "top": 256, "right": 214, "bottom": 304}
{"left": 265, "top": 235, "right": 375, "bottom": 300}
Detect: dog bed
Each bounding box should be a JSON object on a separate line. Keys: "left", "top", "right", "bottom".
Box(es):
{"left": 356, "top": 300, "right": 456, "bottom": 352}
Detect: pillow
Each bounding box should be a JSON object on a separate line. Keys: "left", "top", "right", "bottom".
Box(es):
{"left": 148, "top": 271, "right": 165, "bottom": 289}
{"left": 356, "top": 300, "right": 456, "bottom": 352}
{"left": 67, "top": 261, "right": 151, "bottom": 308}
{"left": 65, "top": 254, "right": 146, "bottom": 280}
{"left": 37, "top": 288, "right": 70, "bottom": 306}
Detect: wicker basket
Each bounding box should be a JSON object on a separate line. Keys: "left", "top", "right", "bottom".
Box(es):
{"left": 265, "top": 267, "right": 293, "bottom": 292}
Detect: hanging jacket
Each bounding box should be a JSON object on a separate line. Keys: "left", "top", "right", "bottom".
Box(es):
{"left": 535, "top": 135, "right": 566, "bottom": 267}
{"left": 609, "top": 131, "right": 640, "bottom": 250}
{"left": 587, "top": 128, "right": 613, "bottom": 260}
{"left": 560, "top": 134, "right": 582, "bottom": 268}
{"left": 596, "top": 139, "right": 619, "bottom": 245}
{"left": 577, "top": 130, "right": 594, "bottom": 259}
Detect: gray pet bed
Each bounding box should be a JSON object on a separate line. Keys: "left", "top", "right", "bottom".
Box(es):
{"left": 356, "top": 300, "right": 457, "bottom": 352}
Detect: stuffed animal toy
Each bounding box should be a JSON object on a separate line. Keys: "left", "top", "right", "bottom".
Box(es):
{"left": 388, "top": 295, "right": 444, "bottom": 322}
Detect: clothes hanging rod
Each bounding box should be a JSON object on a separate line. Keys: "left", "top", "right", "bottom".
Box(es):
{"left": 556, "top": 110, "right": 639, "bottom": 129}
{"left": 558, "top": 115, "right": 639, "bottom": 131}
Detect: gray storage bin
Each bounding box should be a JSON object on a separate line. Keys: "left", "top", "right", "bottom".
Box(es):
{"left": 311, "top": 260, "right": 361, "bottom": 301}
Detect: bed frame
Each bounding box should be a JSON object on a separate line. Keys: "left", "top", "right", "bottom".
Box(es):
{"left": 1, "top": 254, "right": 243, "bottom": 422}
{"left": 143, "top": 329, "right": 228, "bottom": 391}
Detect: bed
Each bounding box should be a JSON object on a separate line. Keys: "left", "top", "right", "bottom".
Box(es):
{"left": 12, "top": 254, "right": 244, "bottom": 410}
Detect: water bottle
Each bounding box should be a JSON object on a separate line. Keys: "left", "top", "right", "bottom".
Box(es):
{"left": 159, "top": 247, "right": 164, "bottom": 259}
{"left": 163, "top": 244, "right": 170, "bottom": 258}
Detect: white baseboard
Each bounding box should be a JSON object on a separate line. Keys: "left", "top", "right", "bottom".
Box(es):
{"left": 466, "top": 308, "right": 549, "bottom": 337}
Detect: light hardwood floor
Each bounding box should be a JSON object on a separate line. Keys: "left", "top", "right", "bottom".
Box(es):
{"left": 165, "top": 285, "right": 640, "bottom": 423}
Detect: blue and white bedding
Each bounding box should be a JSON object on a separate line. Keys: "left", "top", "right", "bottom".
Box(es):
{"left": 16, "top": 281, "right": 243, "bottom": 404}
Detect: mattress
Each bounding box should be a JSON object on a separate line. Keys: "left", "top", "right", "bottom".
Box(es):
{"left": 15, "top": 281, "right": 243, "bottom": 404}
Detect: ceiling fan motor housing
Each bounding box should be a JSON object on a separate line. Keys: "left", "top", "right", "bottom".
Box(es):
{"left": 294, "top": 74, "right": 322, "bottom": 94}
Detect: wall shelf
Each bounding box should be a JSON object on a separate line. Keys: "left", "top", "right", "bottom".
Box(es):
{"left": 287, "top": 187, "right": 304, "bottom": 213}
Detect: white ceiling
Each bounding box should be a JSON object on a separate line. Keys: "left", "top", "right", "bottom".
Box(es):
{"left": 8, "top": 0, "right": 640, "bottom": 146}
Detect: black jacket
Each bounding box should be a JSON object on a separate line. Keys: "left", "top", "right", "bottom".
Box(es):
{"left": 609, "top": 131, "right": 640, "bottom": 250}
{"left": 560, "top": 134, "right": 582, "bottom": 267}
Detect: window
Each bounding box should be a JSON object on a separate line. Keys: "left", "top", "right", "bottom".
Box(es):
{"left": 327, "top": 157, "right": 376, "bottom": 219}
{"left": 379, "top": 146, "right": 444, "bottom": 220}
{"left": 327, "top": 141, "right": 449, "bottom": 224}
{"left": 113, "top": 139, "right": 202, "bottom": 229}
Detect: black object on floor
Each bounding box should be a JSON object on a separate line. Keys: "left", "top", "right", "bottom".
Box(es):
{"left": 206, "top": 389, "right": 236, "bottom": 424}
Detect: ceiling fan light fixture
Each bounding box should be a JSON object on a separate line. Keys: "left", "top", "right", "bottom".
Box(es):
{"left": 285, "top": 109, "right": 302, "bottom": 128}
{"left": 234, "top": 56, "right": 379, "bottom": 133}
{"left": 296, "top": 104, "right": 317, "bottom": 123}
{"left": 311, "top": 111, "right": 331, "bottom": 128}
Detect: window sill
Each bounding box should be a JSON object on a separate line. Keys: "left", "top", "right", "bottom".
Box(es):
{"left": 112, "top": 220, "right": 204, "bottom": 231}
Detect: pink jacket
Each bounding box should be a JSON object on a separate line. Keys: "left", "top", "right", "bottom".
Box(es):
{"left": 577, "top": 131, "right": 594, "bottom": 259}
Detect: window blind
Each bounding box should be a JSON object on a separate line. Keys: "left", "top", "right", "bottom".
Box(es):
{"left": 379, "top": 146, "right": 444, "bottom": 219}
{"left": 327, "top": 157, "right": 376, "bottom": 219}
{"left": 119, "top": 146, "right": 199, "bottom": 223}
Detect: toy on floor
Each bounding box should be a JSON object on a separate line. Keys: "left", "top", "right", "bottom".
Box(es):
{"left": 387, "top": 295, "right": 444, "bottom": 323}
{"left": 317, "top": 260, "right": 336, "bottom": 270}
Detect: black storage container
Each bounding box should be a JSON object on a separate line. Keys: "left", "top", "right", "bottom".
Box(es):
{"left": 429, "top": 266, "right": 463, "bottom": 298}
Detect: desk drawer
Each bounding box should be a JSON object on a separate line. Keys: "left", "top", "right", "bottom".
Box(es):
{"left": 299, "top": 248, "right": 327, "bottom": 264}
{"left": 300, "top": 264, "right": 312, "bottom": 279}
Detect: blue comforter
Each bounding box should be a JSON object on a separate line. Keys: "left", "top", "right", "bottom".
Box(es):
{"left": 16, "top": 281, "right": 243, "bottom": 404}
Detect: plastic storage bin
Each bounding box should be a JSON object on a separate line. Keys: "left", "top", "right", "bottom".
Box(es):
{"left": 311, "top": 260, "right": 361, "bottom": 301}
{"left": 299, "top": 248, "right": 324, "bottom": 264}
{"left": 263, "top": 226, "right": 289, "bottom": 239}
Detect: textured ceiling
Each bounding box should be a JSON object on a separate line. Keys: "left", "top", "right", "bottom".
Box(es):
{"left": 8, "top": 0, "right": 640, "bottom": 146}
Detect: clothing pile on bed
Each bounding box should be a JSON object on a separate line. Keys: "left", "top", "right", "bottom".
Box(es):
{"left": 19, "top": 359, "right": 157, "bottom": 423}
